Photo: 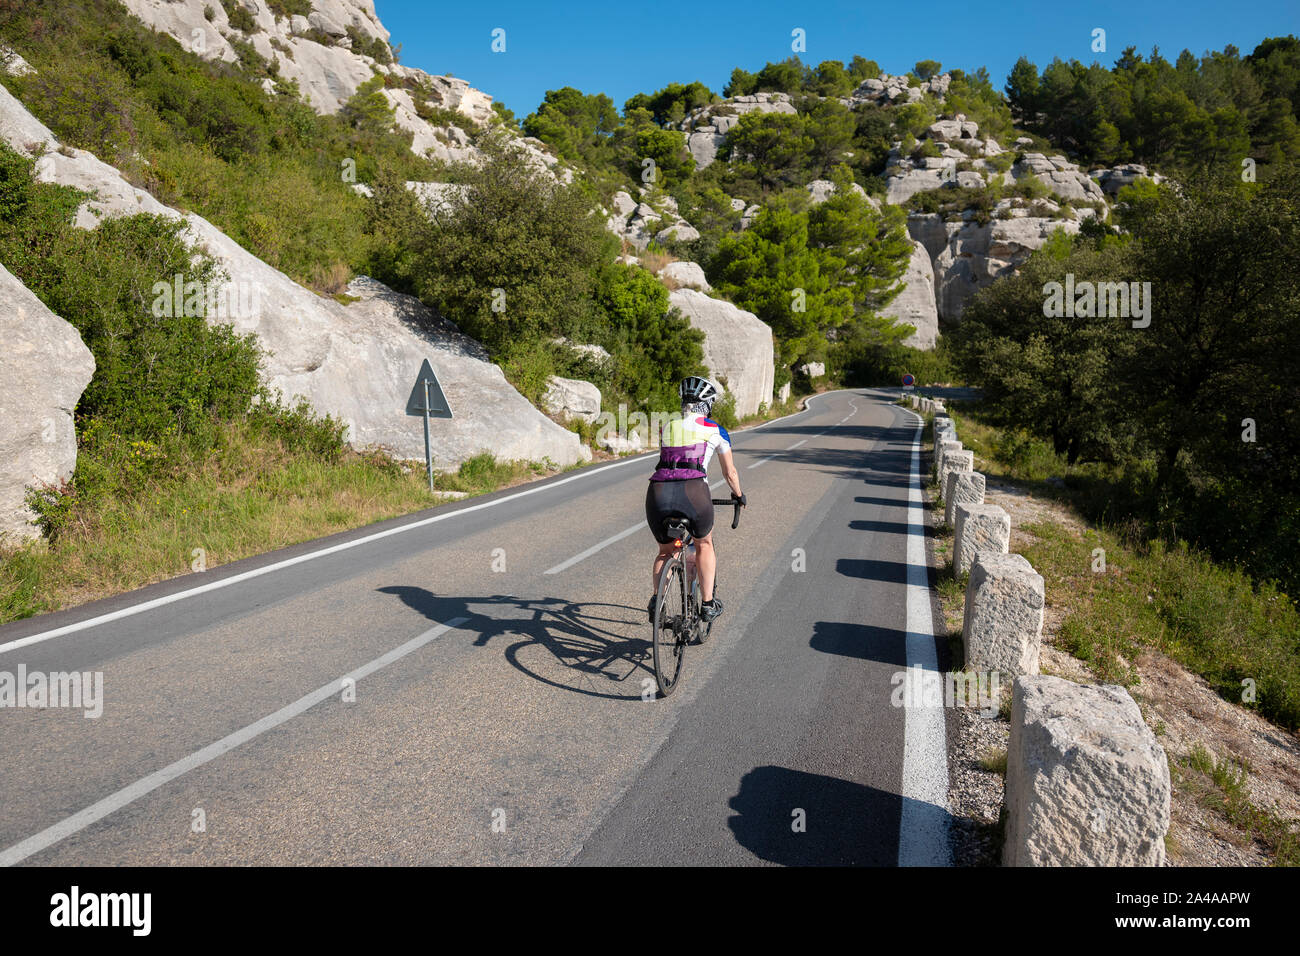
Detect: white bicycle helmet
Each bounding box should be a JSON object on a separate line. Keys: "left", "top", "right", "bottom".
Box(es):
{"left": 679, "top": 375, "right": 723, "bottom": 412}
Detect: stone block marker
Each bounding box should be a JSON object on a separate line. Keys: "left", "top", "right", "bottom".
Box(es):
{"left": 1004, "top": 676, "right": 1171, "bottom": 867}
{"left": 953, "top": 501, "right": 1009, "bottom": 575}
{"left": 962, "top": 551, "right": 1043, "bottom": 675}
{"left": 944, "top": 470, "right": 987, "bottom": 526}
{"left": 939, "top": 449, "right": 974, "bottom": 495}
{"left": 936, "top": 439, "right": 963, "bottom": 478}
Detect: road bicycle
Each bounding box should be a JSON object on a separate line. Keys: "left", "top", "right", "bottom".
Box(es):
{"left": 651, "top": 496, "right": 743, "bottom": 698}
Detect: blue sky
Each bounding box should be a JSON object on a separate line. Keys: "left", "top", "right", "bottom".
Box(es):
{"left": 374, "top": 0, "right": 1299, "bottom": 118}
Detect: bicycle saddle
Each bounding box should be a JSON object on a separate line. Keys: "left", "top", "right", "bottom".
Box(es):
{"left": 663, "top": 518, "right": 690, "bottom": 541}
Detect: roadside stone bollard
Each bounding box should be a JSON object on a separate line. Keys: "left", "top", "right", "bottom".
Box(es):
{"left": 936, "top": 440, "right": 963, "bottom": 479}
{"left": 939, "top": 449, "right": 974, "bottom": 496}
{"left": 944, "top": 470, "right": 986, "bottom": 526}
{"left": 1003, "top": 675, "right": 1171, "bottom": 867}
{"left": 953, "top": 500, "right": 1008, "bottom": 575}
{"left": 962, "top": 551, "right": 1043, "bottom": 675}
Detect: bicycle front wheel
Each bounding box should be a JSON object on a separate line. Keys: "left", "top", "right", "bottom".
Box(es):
{"left": 652, "top": 557, "right": 689, "bottom": 697}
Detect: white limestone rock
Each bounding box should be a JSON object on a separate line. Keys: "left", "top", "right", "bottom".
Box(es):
{"left": 882, "top": 239, "right": 939, "bottom": 350}
{"left": 668, "top": 289, "right": 774, "bottom": 418}
{"left": 656, "top": 261, "right": 711, "bottom": 291}
{"left": 0, "top": 83, "right": 587, "bottom": 470}
{"left": 0, "top": 44, "right": 34, "bottom": 77}
{"left": 915, "top": 217, "right": 1083, "bottom": 322}
{"left": 656, "top": 220, "right": 700, "bottom": 243}
{"left": 0, "top": 265, "right": 96, "bottom": 544}
{"left": 687, "top": 128, "right": 727, "bottom": 169}
{"left": 543, "top": 376, "right": 602, "bottom": 425}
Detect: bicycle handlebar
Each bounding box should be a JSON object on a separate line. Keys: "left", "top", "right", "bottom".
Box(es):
{"left": 711, "top": 497, "right": 745, "bottom": 529}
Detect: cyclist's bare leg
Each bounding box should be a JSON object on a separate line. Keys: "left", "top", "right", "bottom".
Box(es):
{"left": 696, "top": 533, "right": 716, "bottom": 602}
{"left": 652, "top": 541, "right": 677, "bottom": 593}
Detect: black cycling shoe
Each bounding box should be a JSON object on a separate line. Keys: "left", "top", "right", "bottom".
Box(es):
{"left": 699, "top": 598, "right": 723, "bottom": 623}
{"left": 647, "top": 594, "right": 657, "bottom": 624}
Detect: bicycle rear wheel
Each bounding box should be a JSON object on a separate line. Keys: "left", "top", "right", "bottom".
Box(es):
{"left": 652, "top": 557, "right": 689, "bottom": 697}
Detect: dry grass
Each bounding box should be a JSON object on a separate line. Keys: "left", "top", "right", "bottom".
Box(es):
{"left": 0, "top": 426, "right": 561, "bottom": 623}
{"left": 309, "top": 260, "right": 352, "bottom": 295}
{"left": 638, "top": 247, "right": 676, "bottom": 276}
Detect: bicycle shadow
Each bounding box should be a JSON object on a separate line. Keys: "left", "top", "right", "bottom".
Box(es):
{"left": 375, "top": 586, "right": 654, "bottom": 701}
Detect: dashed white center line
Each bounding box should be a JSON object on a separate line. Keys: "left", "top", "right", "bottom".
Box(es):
{"left": 0, "top": 616, "right": 471, "bottom": 867}
{"left": 747, "top": 457, "right": 773, "bottom": 470}
{"left": 786, "top": 439, "right": 807, "bottom": 450}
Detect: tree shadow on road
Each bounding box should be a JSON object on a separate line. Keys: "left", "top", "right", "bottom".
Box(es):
{"left": 808, "top": 621, "right": 908, "bottom": 667}
{"left": 727, "top": 764, "right": 951, "bottom": 866}
{"left": 375, "top": 586, "right": 653, "bottom": 702}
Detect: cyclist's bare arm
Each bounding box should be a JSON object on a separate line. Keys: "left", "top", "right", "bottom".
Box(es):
{"left": 717, "top": 449, "right": 744, "bottom": 504}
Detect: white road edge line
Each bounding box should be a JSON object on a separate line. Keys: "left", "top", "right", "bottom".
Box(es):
{"left": 1, "top": 392, "right": 837, "bottom": 655}
{"left": 0, "top": 451, "right": 656, "bottom": 654}
{"left": 0, "top": 616, "right": 471, "bottom": 867}
{"left": 897, "top": 405, "right": 951, "bottom": 866}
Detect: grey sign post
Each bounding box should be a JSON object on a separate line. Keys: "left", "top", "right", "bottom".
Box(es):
{"left": 405, "top": 359, "right": 453, "bottom": 492}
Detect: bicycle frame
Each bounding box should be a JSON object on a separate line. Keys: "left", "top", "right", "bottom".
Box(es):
{"left": 650, "top": 497, "right": 743, "bottom": 698}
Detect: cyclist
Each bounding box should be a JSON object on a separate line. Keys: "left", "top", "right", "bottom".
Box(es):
{"left": 645, "top": 376, "right": 746, "bottom": 625}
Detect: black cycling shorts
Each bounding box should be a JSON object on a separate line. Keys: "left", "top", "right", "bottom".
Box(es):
{"left": 646, "top": 477, "right": 714, "bottom": 544}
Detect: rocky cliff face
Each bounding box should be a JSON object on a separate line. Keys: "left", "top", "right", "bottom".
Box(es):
{"left": 0, "top": 265, "right": 95, "bottom": 544}
{"left": 0, "top": 77, "right": 589, "bottom": 471}
{"left": 882, "top": 115, "right": 1110, "bottom": 324}
{"left": 911, "top": 214, "right": 1082, "bottom": 321}
{"left": 118, "top": 0, "right": 565, "bottom": 172}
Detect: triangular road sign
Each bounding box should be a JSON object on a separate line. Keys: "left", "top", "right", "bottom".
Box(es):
{"left": 405, "top": 359, "right": 453, "bottom": 418}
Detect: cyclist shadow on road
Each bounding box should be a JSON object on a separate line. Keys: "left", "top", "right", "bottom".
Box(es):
{"left": 376, "top": 586, "right": 654, "bottom": 702}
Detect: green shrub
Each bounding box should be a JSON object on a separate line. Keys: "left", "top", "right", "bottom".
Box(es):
{"left": 912, "top": 138, "right": 942, "bottom": 160}
{"left": 710, "top": 393, "right": 739, "bottom": 430}
{"left": 593, "top": 262, "right": 706, "bottom": 411}
{"left": 346, "top": 26, "right": 392, "bottom": 65}
{"left": 266, "top": 0, "right": 312, "bottom": 18}
{"left": 245, "top": 391, "right": 348, "bottom": 462}
{"left": 407, "top": 131, "right": 613, "bottom": 354}
{"left": 219, "top": 0, "right": 258, "bottom": 34}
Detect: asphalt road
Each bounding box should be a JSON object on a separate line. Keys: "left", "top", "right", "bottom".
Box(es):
{"left": 0, "top": 388, "right": 952, "bottom": 866}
